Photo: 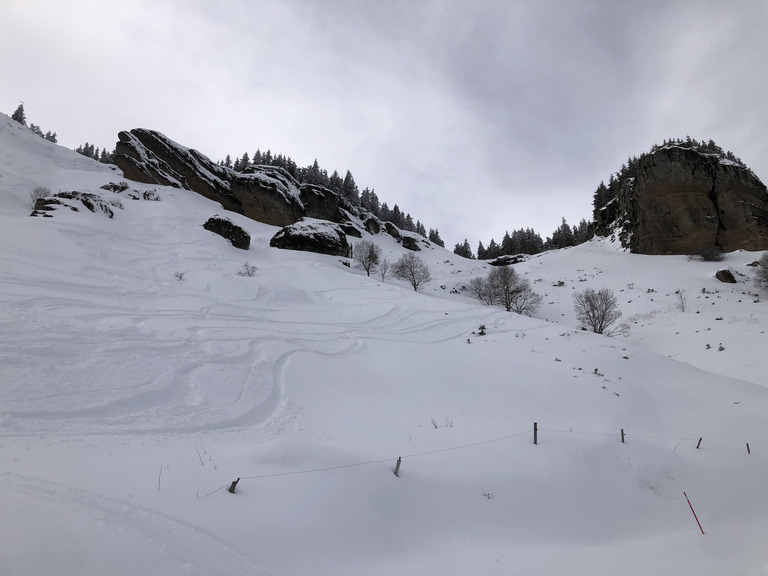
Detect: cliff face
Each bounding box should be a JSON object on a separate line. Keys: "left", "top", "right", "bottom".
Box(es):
{"left": 595, "top": 146, "right": 768, "bottom": 254}
{"left": 114, "top": 129, "right": 349, "bottom": 227}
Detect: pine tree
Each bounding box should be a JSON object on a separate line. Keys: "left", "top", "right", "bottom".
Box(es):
{"left": 11, "top": 103, "right": 26, "bottom": 125}
{"left": 342, "top": 170, "right": 359, "bottom": 204}
{"left": 428, "top": 228, "right": 445, "bottom": 248}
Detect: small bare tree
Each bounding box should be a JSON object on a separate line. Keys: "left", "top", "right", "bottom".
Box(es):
{"left": 573, "top": 287, "right": 628, "bottom": 336}
{"left": 675, "top": 289, "right": 688, "bottom": 312}
{"left": 471, "top": 266, "right": 542, "bottom": 315}
{"left": 393, "top": 253, "right": 431, "bottom": 291}
{"left": 755, "top": 253, "right": 768, "bottom": 291}
{"left": 353, "top": 240, "right": 381, "bottom": 276}
{"left": 509, "top": 283, "right": 543, "bottom": 315}
{"left": 469, "top": 276, "right": 495, "bottom": 305}
{"left": 378, "top": 258, "right": 391, "bottom": 281}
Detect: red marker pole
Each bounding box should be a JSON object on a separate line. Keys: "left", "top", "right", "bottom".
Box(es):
{"left": 684, "top": 491, "right": 705, "bottom": 535}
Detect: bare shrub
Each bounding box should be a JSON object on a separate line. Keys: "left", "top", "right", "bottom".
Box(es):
{"left": 573, "top": 287, "right": 628, "bottom": 336}
{"left": 377, "top": 258, "right": 390, "bottom": 281}
{"left": 471, "top": 266, "right": 542, "bottom": 315}
{"left": 237, "top": 261, "right": 257, "bottom": 277}
{"left": 755, "top": 253, "right": 768, "bottom": 291}
{"left": 676, "top": 289, "right": 688, "bottom": 312}
{"left": 697, "top": 247, "right": 725, "bottom": 262}
{"left": 29, "top": 186, "right": 51, "bottom": 208}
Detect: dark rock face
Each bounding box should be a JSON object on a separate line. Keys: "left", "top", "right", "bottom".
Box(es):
{"left": 364, "top": 217, "right": 380, "bottom": 235}
{"left": 269, "top": 219, "right": 349, "bottom": 256}
{"left": 715, "top": 269, "right": 737, "bottom": 283}
{"left": 203, "top": 216, "right": 250, "bottom": 250}
{"left": 401, "top": 236, "right": 421, "bottom": 251}
{"left": 115, "top": 128, "right": 355, "bottom": 228}
{"left": 595, "top": 146, "right": 768, "bottom": 254}
{"left": 384, "top": 222, "right": 401, "bottom": 240}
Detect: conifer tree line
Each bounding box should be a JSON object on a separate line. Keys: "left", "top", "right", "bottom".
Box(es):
{"left": 74, "top": 142, "right": 115, "bottom": 164}
{"left": 9, "top": 103, "right": 115, "bottom": 164}
{"left": 466, "top": 217, "right": 592, "bottom": 260}
{"left": 10, "top": 103, "right": 58, "bottom": 144}
{"left": 221, "top": 149, "right": 445, "bottom": 247}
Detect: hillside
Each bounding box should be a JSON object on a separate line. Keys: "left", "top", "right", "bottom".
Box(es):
{"left": 1, "top": 113, "right": 768, "bottom": 575}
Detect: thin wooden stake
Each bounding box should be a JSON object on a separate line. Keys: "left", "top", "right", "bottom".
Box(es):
{"left": 621, "top": 429, "right": 625, "bottom": 444}
{"left": 228, "top": 477, "right": 240, "bottom": 494}
{"left": 394, "top": 457, "right": 401, "bottom": 478}
{"left": 684, "top": 491, "right": 705, "bottom": 534}
{"left": 746, "top": 443, "right": 751, "bottom": 455}
{"left": 534, "top": 422, "right": 538, "bottom": 445}
{"left": 696, "top": 437, "right": 702, "bottom": 449}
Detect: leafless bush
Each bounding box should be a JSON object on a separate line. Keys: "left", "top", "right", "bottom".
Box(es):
{"left": 697, "top": 247, "right": 725, "bottom": 262}
{"left": 237, "top": 261, "right": 257, "bottom": 277}
{"left": 755, "top": 253, "right": 768, "bottom": 291}
{"left": 676, "top": 289, "right": 688, "bottom": 312}
{"left": 29, "top": 185, "right": 51, "bottom": 208}
{"left": 377, "top": 258, "right": 390, "bottom": 281}
{"left": 573, "top": 287, "right": 628, "bottom": 336}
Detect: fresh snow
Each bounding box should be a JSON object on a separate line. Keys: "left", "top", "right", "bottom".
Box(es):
{"left": 1, "top": 113, "right": 767, "bottom": 575}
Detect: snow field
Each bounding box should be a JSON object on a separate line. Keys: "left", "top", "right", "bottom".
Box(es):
{"left": 1, "top": 114, "right": 768, "bottom": 575}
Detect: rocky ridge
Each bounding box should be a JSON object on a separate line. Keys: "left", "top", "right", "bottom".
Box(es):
{"left": 594, "top": 144, "right": 768, "bottom": 254}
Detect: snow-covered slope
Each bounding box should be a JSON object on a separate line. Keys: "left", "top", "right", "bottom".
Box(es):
{"left": 1, "top": 114, "right": 767, "bottom": 576}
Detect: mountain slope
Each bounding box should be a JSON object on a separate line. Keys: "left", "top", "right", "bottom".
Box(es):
{"left": 1, "top": 114, "right": 767, "bottom": 576}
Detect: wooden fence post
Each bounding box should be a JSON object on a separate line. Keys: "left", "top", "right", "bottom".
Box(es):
{"left": 621, "top": 429, "right": 625, "bottom": 444}
{"left": 746, "top": 443, "right": 751, "bottom": 455}
{"left": 394, "top": 457, "right": 401, "bottom": 477}
{"left": 534, "top": 422, "right": 538, "bottom": 445}
{"left": 696, "top": 437, "right": 702, "bottom": 450}
{"left": 228, "top": 478, "right": 240, "bottom": 494}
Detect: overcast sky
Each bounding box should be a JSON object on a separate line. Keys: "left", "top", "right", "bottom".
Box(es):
{"left": 3, "top": 0, "right": 767, "bottom": 249}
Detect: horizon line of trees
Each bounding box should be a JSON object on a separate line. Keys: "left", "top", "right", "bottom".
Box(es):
{"left": 455, "top": 217, "right": 592, "bottom": 260}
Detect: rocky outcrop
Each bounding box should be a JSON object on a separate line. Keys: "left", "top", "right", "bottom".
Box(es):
{"left": 114, "top": 128, "right": 355, "bottom": 228}
{"left": 31, "top": 191, "right": 123, "bottom": 218}
{"left": 269, "top": 219, "right": 350, "bottom": 256}
{"left": 203, "top": 216, "right": 250, "bottom": 250}
{"left": 595, "top": 146, "right": 768, "bottom": 254}
{"left": 715, "top": 269, "right": 737, "bottom": 283}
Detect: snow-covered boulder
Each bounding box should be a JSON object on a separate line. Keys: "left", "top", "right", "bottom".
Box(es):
{"left": 269, "top": 218, "right": 350, "bottom": 256}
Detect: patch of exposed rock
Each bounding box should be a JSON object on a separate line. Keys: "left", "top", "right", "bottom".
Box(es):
{"left": 31, "top": 191, "right": 123, "bottom": 218}
{"left": 203, "top": 216, "right": 250, "bottom": 250}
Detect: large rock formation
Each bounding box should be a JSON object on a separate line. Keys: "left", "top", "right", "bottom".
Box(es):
{"left": 594, "top": 144, "right": 768, "bottom": 254}
{"left": 269, "top": 218, "right": 349, "bottom": 256}
{"left": 114, "top": 128, "right": 350, "bottom": 228}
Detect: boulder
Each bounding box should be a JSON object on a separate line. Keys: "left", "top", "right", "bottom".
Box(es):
{"left": 384, "top": 222, "right": 401, "bottom": 240}
{"left": 364, "top": 217, "right": 381, "bottom": 235}
{"left": 269, "top": 218, "right": 350, "bottom": 256}
{"left": 203, "top": 216, "right": 250, "bottom": 250}
{"left": 715, "top": 269, "right": 737, "bottom": 283}
{"left": 401, "top": 236, "right": 421, "bottom": 251}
